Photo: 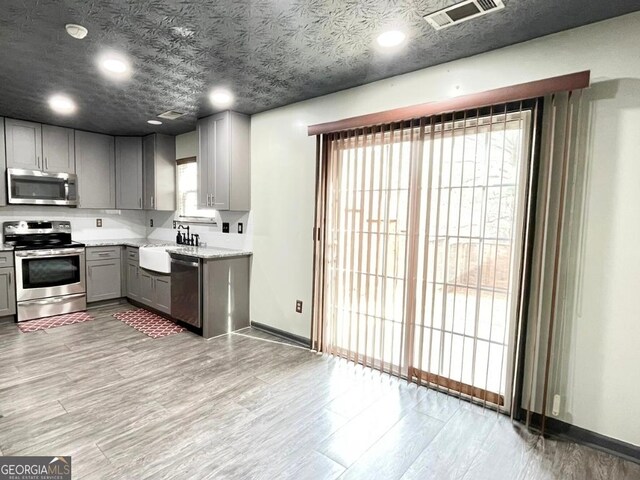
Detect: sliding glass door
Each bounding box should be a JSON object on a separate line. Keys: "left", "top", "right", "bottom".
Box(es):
{"left": 315, "top": 105, "right": 534, "bottom": 411}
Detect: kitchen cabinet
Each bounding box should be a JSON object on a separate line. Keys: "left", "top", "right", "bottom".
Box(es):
{"left": 143, "top": 134, "right": 176, "bottom": 211}
{"left": 197, "top": 110, "right": 250, "bottom": 211}
{"left": 5, "top": 120, "right": 75, "bottom": 173}
{"left": 86, "top": 247, "right": 122, "bottom": 303}
{"left": 0, "top": 118, "right": 6, "bottom": 207}
{"left": 139, "top": 269, "right": 154, "bottom": 305}
{"left": 75, "top": 131, "right": 116, "bottom": 209}
{"left": 0, "top": 268, "right": 16, "bottom": 317}
{"left": 42, "top": 125, "right": 75, "bottom": 173}
{"left": 5, "top": 119, "right": 42, "bottom": 170}
{"left": 154, "top": 276, "right": 171, "bottom": 313}
{"left": 126, "top": 261, "right": 141, "bottom": 301}
{"left": 201, "top": 255, "right": 250, "bottom": 338}
{"left": 138, "top": 267, "right": 171, "bottom": 314}
{"left": 115, "top": 136, "right": 143, "bottom": 209}
{"left": 125, "top": 248, "right": 170, "bottom": 314}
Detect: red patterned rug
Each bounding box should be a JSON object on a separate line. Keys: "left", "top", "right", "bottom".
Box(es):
{"left": 18, "top": 311, "right": 94, "bottom": 333}
{"left": 113, "top": 309, "right": 186, "bottom": 339}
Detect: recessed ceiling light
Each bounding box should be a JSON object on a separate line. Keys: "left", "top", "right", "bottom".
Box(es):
{"left": 98, "top": 53, "right": 131, "bottom": 78}
{"left": 65, "top": 23, "right": 88, "bottom": 39}
{"left": 209, "top": 88, "right": 234, "bottom": 108}
{"left": 49, "top": 95, "right": 76, "bottom": 115}
{"left": 147, "top": 120, "right": 162, "bottom": 125}
{"left": 377, "top": 30, "right": 406, "bottom": 48}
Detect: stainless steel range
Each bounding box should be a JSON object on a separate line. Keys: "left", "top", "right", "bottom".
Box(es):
{"left": 3, "top": 221, "right": 86, "bottom": 322}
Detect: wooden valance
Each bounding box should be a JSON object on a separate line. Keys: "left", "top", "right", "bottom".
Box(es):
{"left": 307, "top": 70, "right": 590, "bottom": 136}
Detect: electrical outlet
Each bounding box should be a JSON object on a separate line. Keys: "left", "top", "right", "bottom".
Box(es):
{"left": 149, "top": 219, "right": 154, "bottom": 227}
{"left": 173, "top": 220, "right": 177, "bottom": 229}
{"left": 295, "top": 300, "right": 303, "bottom": 314}
{"left": 222, "top": 222, "right": 229, "bottom": 233}
{"left": 96, "top": 219, "right": 102, "bottom": 227}
{"left": 238, "top": 222, "right": 243, "bottom": 234}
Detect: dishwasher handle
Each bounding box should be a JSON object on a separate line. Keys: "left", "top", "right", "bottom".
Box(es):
{"left": 171, "top": 257, "right": 199, "bottom": 268}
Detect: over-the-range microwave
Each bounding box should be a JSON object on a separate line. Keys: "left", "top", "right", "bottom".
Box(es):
{"left": 7, "top": 168, "right": 78, "bottom": 206}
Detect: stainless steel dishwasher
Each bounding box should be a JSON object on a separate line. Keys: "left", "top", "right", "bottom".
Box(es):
{"left": 170, "top": 254, "right": 201, "bottom": 329}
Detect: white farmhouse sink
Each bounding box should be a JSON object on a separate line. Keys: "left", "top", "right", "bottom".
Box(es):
{"left": 139, "top": 246, "right": 171, "bottom": 273}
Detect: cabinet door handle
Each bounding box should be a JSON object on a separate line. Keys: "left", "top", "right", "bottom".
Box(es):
{"left": 151, "top": 196, "right": 154, "bottom": 209}
{"left": 8, "top": 273, "right": 11, "bottom": 286}
{"left": 139, "top": 197, "right": 142, "bottom": 208}
{"left": 37, "top": 156, "right": 41, "bottom": 169}
{"left": 45, "top": 157, "right": 48, "bottom": 170}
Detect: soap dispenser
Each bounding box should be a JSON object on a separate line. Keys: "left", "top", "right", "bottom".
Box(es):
{"left": 176, "top": 231, "right": 182, "bottom": 244}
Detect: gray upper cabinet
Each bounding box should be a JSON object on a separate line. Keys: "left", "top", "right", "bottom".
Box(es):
{"left": 143, "top": 134, "right": 176, "bottom": 211}
{"left": 197, "top": 111, "right": 250, "bottom": 211}
{"left": 115, "top": 136, "right": 143, "bottom": 209}
{"left": 75, "top": 131, "right": 116, "bottom": 209}
{"left": 42, "top": 125, "right": 75, "bottom": 173}
{"left": 6, "top": 120, "right": 76, "bottom": 174}
{"left": 0, "top": 118, "right": 6, "bottom": 207}
{"left": 5, "top": 119, "right": 42, "bottom": 170}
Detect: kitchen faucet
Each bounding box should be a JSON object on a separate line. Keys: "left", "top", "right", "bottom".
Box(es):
{"left": 177, "top": 225, "right": 191, "bottom": 245}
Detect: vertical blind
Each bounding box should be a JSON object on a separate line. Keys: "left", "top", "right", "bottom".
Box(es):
{"left": 313, "top": 103, "right": 536, "bottom": 410}
{"left": 310, "top": 74, "right": 590, "bottom": 432}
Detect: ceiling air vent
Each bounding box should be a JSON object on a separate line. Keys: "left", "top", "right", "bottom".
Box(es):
{"left": 157, "top": 110, "right": 186, "bottom": 120}
{"left": 424, "top": 0, "right": 504, "bottom": 30}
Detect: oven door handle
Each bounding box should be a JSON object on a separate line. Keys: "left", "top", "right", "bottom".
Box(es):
{"left": 15, "top": 248, "right": 85, "bottom": 258}
{"left": 19, "top": 293, "right": 86, "bottom": 306}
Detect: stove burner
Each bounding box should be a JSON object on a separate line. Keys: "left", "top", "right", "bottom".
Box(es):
{"left": 3, "top": 220, "right": 82, "bottom": 251}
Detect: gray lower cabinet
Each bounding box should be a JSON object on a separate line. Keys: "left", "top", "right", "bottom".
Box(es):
{"left": 115, "top": 136, "right": 143, "bottom": 209}
{"left": 202, "top": 256, "right": 250, "bottom": 338}
{"left": 126, "top": 261, "right": 140, "bottom": 301}
{"left": 154, "top": 276, "right": 171, "bottom": 314}
{"left": 126, "top": 252, "right": 170, "bottom": 314}
{"left": 139, "top": 269, "right": 154, "bottom": 305}
{"left": 86, "top": 247, "right": 122, "bottom": 303}
{"left": 0, "top": 267, "right": 16, "bottom": 317}
{"left": 137, "top": 269, "right": 171, "bottom": 315}
{"left": 76, "top": 131, "right": 116, "bottom": 208}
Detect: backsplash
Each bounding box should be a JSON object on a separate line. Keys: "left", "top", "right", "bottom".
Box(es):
{"left": 0, "top": 206, "right": 146, "bottom": 241}
{"left": 146, "top": 210, "right": 252, "bottom": 251}
{"left": 0, "top": 206, "right": 252, "bottom": 251}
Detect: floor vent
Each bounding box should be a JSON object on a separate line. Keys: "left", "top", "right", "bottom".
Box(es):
{"left": 424, "top": 0, "right": 504, "bottom": 30}
{"left": 157, "top": 110, "right": 186, "bottom": 120}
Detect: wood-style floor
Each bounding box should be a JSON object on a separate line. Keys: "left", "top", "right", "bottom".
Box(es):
{"left": 0, "top": 302, "right": 638, "bottom": 479}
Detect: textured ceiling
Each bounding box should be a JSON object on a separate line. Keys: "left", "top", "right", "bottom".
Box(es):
{"left": 0, "top": 0, "right": 638, "bottom": 136}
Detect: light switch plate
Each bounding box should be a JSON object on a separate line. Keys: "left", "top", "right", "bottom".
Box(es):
{"left": 96, "top": 219, "right": 102, "bottom": 227}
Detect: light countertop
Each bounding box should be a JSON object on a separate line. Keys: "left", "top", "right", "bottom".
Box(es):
{"left": 83, "top": 238, "right": 251, "bottom": 259}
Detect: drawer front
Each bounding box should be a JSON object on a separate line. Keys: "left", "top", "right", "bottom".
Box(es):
{"left": 87, "top": 246, "right": 121, "bottom": 261}
{"left": 126, "top": 247, "right": 139, "bottom": 261}
{"left": 0, "top": 252, "right": 14, "bottom": 267}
